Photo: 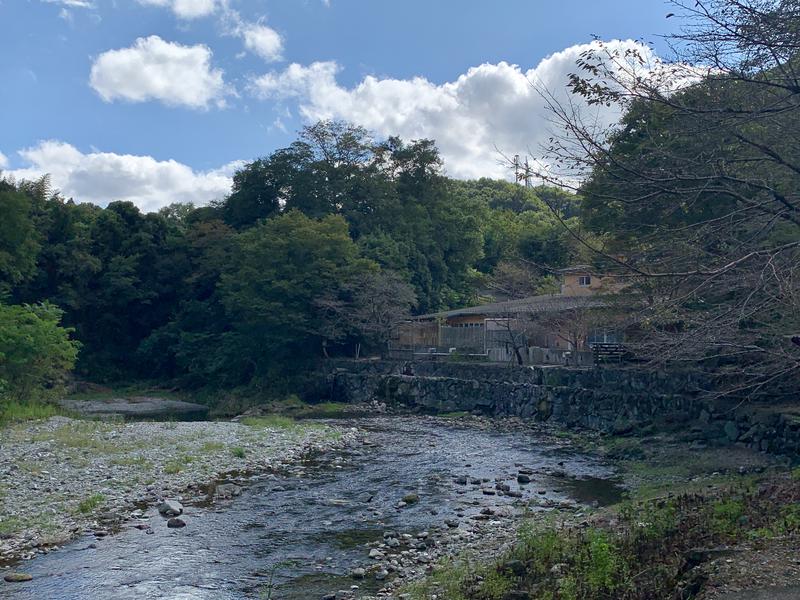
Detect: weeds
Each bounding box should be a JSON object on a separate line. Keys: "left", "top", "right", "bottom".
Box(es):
{"left": 408, "top": 478, "right": 800, "bottom": 600}
{"left": 0, "top": 401, "right": 63, "bottom": 427}
{"left": 231, "top": 446, "right": 246, "bottom": 459}
{"left": 240, "top": 415, "right": 297, "bottom": 429}
{"left": 164, "top": 462, "right": 182, "bottom": 474}
{"left": 201, "top": 441, "right": 225, "bottom": 452}
{"left": 76, "top": 493, "right": 105, "bottom": 514}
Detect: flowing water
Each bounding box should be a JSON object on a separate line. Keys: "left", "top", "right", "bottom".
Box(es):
{"left": 0, "top": 417, "right": 621, "bottom": 600}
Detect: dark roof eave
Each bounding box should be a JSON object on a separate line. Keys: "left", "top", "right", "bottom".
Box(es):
{"left": 409, "top": 294, "right": 619, "bottom": 321}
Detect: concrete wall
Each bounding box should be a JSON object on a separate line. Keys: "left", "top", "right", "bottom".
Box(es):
{"left": 325, "top": 360, "right": 799, "bottom": 462}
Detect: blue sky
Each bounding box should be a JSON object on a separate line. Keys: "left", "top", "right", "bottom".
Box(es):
{"left": 0, "top": 0, "right": 679, "bottom": 211}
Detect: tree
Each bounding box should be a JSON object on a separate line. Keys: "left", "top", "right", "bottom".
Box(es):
{"left": 220, "top": 211, "right": 375, "bottom": 379}
{"left": 0, "top": 302, "right": 79, "bottom": 403}
{"left": 316, "top": 270, "right": 417, "bottom": 358}
{"left": 0, "top": 184, "right": 40, "bottom": 293}
{"left": 528, "top": 0, "right": 800, "bottom": 399}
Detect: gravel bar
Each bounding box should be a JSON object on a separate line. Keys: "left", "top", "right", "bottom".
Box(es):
{"left": 0, "top": 415, "right": 357, "bottom": 564}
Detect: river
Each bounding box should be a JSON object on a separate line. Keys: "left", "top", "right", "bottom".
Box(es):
{"left": 0, "top": 416, "right": 620, "bottom": 600}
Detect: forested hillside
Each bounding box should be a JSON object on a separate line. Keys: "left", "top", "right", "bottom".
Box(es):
{"left": 0, "top": 123, "right": 579, "bottom": 395}
{"left": 3, "top": 0, "right": 799, "bottom": 406}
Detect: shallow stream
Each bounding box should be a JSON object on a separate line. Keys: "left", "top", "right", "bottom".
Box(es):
{"left": 1, "top": 417, "right": 620, "bottom": 600}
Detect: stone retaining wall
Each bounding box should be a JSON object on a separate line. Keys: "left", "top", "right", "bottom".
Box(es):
{"left": 325, "top": 360, "right": 799, "bottom": 462}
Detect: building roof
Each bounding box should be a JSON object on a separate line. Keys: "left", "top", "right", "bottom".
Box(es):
{"left": 411, "top": 294, "right": 608, "bottom": 321}
{"left": 555, "top": 264, "right": 595, "bottom": 274}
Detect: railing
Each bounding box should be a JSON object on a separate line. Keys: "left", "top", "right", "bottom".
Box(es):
{"left": 592, "top": 343, "right": 630, "bottom": 364}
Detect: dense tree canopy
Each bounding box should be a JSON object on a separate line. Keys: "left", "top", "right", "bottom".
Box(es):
{"left": 0, "top": 124, "right": 578, "bottom": 394}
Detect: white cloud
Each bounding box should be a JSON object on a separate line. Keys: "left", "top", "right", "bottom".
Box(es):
{"left": 7, "top": 141, "right": 240, "bottom": 212}
{"left": 42, "top": 0, "right": 94, "bottom": 7}
{"left": 220, "top": 6, "right": 283, "bottom": 63}
{"left": 0, "top": 151, "right": 8, "bottom": 170}
{"left": 137, "top": 0, "right": 217, "bottom": 19}
{"left": 135, "top": 0, "right": 283, "bottom": 62}
{"left": 90, "top": 35, "right": 228, "bottom": 109}
{"left": 251, "top": 40, "right": 657, "bottom": 179}
{"left": 240, "top": 22, "right": 283, "bottom": 62}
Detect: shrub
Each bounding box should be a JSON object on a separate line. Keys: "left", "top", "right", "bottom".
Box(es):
{"left": 0, "top": 302, "right": 79, "bottom": 406}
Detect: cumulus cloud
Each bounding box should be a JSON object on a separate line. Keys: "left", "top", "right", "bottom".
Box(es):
{"left": 90, "top": 35, "right": 228, "bottom": 109}
{"left": 0, "top": 151, "right": 8, "bottom": 170}
{"left": 239, "top": 22, "right": 283, "bottom": 62}
{"left": 7, "top": 141, "right": 240, "bottom": 212}
{"left": 251, "top": 40, "right": 657, "bottom": 179}
{"left": 137, "top": 0, "right": 217, "bottom": 20}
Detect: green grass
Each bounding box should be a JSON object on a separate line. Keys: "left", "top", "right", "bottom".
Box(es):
{"left": 240, "top": 415, "right": 297, "bottom": 429}
{"left": 28, "top": 421, "right": 138, "bottom": 455}
{"left": 439, "top": 411, "right": 472, "bottom": 419}
{"left": 292, "top": 401, "right": 352, "bottom": 418}
{"left": 0, "top": 515, "right": 24, "bottom": 536}
{"left": 404, "top": 476, "right": 800, "bottom": 600}
{"left": 76, "top": 493, "right": 105, "bottom": 514}
{"left": 0, "top": 401, "right": 64, "bottom": 427}
{"left": 110, "top": 454, "right": 152, "bottom": 468}
{"left": 200, "top": 441, "right": 225, "bottom": 452}
{"left": 403, "top": 557, "right": 474, "bottom": 600}
{"left": 710, "top": 498, "right": 747, "bottom": 535}
{"left": 230, "top": 446, "right": 246, "bottom": 458}
{"left": 163, "top": 453, "right": 196, "bottom": 474}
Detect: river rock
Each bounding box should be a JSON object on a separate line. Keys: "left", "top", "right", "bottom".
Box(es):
{"left": 167, "top": 517, "right": 186, "bottom": 528}
{"left": 215, "top": 483, "right": 242, "bottom": 499}
{"left": 158, "top": 499, "right": 183, "bottom": 516}
{"left": 350, "top": 568, "right": 365, "bottom": 579}
{"left": 517, "top": 474, "right": 531, "bottom": 484}
{"left": 4, "top": 572, "right": 33, "bottom": 583}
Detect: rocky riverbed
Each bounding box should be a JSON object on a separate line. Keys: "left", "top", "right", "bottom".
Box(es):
{"left": 0, "top": 415, "right": 356, "bottom": 566}
{"left": 0, "top": 415, "right": 620, "bottom": 599}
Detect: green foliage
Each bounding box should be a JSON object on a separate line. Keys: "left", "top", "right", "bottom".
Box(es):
{"left": 230, "top": 446, "right": 246, "bottom": 459}
{"left": 0, "top": 302, "right": 79, "bottom": 404}
{"left": 76, "top": 493, "right": 105, "bottom": 514}
{"left": 710, "top": 498, "right": 746, "bottom": 536}
{"left": 163, "top": 460, "right": 184, "bottom": 474}
{"left": 240, "top": 415, "right": 298, "bottom": 429}
{"left": 0, "top": 185, "right": 40, "bottom": 291}
{"left": 0, "top": 401, "right": 63, "bottom": 427}
{"left": 0, "top": 122, "right": 580, "bottom": 396}
{"left": 221, "top": 210, "right": 375, "bottom": 378}
{"left": 411, "top": 474, "right": 800, "bottom": 600}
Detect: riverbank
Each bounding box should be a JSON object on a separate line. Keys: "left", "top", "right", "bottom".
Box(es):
{"left": 376, "top": 419, "right": 799, "bottom": 600}
{"left": 0, "top": 414, "right": 358, "bottom": 566}
{"left": 0, "top": 415, "right": 619, "bottom": 599}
